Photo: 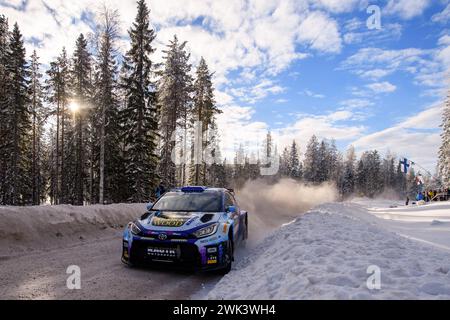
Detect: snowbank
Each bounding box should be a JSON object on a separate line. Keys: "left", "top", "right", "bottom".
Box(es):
{"left": 206, "top": 202, "right": 450, "bottom": 300}
{"left": 0, "top": 203, "right": 146, "bottom": 256}
{"left": 351, "top": 199, "right": 450, "bottom": 251}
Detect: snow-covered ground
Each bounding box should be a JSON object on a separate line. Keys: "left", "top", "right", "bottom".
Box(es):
{"left": 206, "top": 200, "right": 450, "bottom": 300}
{"left": 351, "top": 199, "right": 450, "bottom": 251}
{"left": 0, "top": 203, "right": 146, "bottom": 256}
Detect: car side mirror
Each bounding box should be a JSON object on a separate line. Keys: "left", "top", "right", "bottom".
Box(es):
{"left": 227, "top": 206, "right": 236, "bottom": 213}
{"left": 146, "top": 202, "right": 154, "bottom": 211}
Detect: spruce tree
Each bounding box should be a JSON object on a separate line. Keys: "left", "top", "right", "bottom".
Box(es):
{"left": 439, "top": 91, "right": 450, "bottom": 186}
{"left": 158, "top": 35, "right": 193, "bottom": 187}
{"left": 94, "top": 7, "right": 124, "bottom": 204}
{"left": 0, "top": 15, "right": 10, "bottom": 204}
{"left": 121, "top": 0, "right": 159, "bottom": 202}
{"left": 189, "top": 57, "right": 220, "bottom": 185}
{"left": 340, "top": 145, "right": 356, "bottom": 198}
{"left": 71, "top": 33, "right": 93, "bottom": 205}
{"left": 356, "top": 150, "right": 383, "bottom": 198}
{"left": 45, "top": 48, "right": 71, "bottom": 204}
{"left": 29, "top": 50, "right": 48, "bottom": 205}
{"left": 289, "top": 140, "right": 302, "bottom": 179}
{"left": 317, "top": 140, "right": 330, "bottom": 183}
{"left": 3, "top": 24, "right": 32, "bottom": 205}
{"left": 303, "top": 135, "right": 320, "bottom": 183}
{"left": 280, "top": 147, "right": 290, "bottom": 177}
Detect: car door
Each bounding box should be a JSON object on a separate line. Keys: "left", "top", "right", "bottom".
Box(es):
{"left": 224, "top": 193, "right": 240, "bottom": 240}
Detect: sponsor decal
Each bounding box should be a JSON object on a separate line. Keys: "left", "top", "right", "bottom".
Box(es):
{"left": 147, "top": 247, "right": 177, "bottom": 258}
{"left": 152, "top": 217, "right": 186, "bottom": 227}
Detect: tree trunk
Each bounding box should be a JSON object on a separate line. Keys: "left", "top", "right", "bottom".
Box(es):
{"left": 99, "top": 102, "right": 105, "bottom": 205}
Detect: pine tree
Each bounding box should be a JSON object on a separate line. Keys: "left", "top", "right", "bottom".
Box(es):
{"left": 232, "top": 144, "right": 247, "bottom": 188}
{"left": 303, "top": 135, "right": 319, "bottom": 183}
{"left": 0, "top": 15, "right": 10, "bottom": 204}
{"left": 340, "top": 145, "right": 356, "bottom": 198}
{"left": 439, "top": 91, "right": 450, "bottom": 187}
{"left": 29, "top": 50, "right": 48, "bottom": 205}
{"left": 46, "top": 48, "right": 71, "bottom": 204}
{"left": 327, "top": 139, "right": 340, "bottom": 183}
{"left": 3, "top": 24, "right": 32, "bottom": 205}
{"left": 189, "top": 57, "right": 220, "bottom": 185}
{"left": 280, "top": 147, "right": 290, "bottom": 177}
{"left": 381, "top": 151, "right": 396, "bottom": 191}
{"left": 355, "top": 150, "right": 383, "bottom": 198}
{"left": 94, "top": 7, "right": 124, "bottom": 204}
{"left": 158, "top": 35, "right": 193, "bottom": 187}
{"left": 289, "top": 140, "right": 302, "bottom": 179}
{"left": 71, "top": 33, "right": 93, "bottom": 205}
{"left": 121, "top": 0, "right": 159, "bottom": 202}
{"left": 317, "top": 140, "right": 329, "bottom": 183}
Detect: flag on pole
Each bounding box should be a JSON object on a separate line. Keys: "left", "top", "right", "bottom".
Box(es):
{"left": 400, "top": 158, "right": 411, "bottom": 174}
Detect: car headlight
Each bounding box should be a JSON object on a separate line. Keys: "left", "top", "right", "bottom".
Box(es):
{"left": 193, "top": 223, "right": 218, "bottom": 238}
{"left": 129, "top": 222, "right": 142, "bottom": 235}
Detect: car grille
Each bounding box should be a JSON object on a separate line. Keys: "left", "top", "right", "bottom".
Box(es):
{"left": 130, "top": 239, "right": 201, "bottom": 267}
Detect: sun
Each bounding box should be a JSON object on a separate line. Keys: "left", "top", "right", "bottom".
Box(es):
{"left": 69, "top": 101, "right": 80, "bottom": 113}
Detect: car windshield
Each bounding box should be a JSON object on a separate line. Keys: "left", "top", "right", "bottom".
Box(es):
{"left": 151, "top": 192, "right": 222, "bottom": 212}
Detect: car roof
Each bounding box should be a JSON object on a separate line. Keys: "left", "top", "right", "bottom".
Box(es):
{"left": 170, "top": 186, "right": 233, "bottom": 194}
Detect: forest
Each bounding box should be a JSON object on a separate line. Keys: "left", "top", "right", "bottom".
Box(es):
{"left": 0, "top": 0, "right": 447, "bottom": 206}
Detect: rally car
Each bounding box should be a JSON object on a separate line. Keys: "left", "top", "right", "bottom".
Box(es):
{"left": 121, "top": 186, "right": 248, "bottom": 274}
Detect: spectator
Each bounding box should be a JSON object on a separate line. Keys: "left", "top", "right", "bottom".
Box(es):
{"left": 427, "top": 190, "right": 433, "bottom": 202}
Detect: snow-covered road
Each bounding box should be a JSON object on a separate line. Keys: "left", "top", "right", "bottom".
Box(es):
{"left": 206, "top": 201, "right": 450, "bottom": 300}
{"left": 0, "top": 231, "right": 221, "bottom": 299}
{"left": 0, "top": 203, "right": 222, "bottom": 299}
{"left": 352, "top": 199, "right": 450, "bottom": 252}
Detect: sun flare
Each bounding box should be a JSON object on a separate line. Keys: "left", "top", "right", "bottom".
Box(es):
{"left": 69, "top": 101, "right": 80, "bottom": 113}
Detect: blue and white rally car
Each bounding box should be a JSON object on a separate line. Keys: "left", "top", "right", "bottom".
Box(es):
{"left": 122, "top": 186, "right": 248, "bottom": 274}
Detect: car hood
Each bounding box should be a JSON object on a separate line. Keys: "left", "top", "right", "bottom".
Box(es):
{"left": 138, "top": 211, "right": 222, "bottom": 231}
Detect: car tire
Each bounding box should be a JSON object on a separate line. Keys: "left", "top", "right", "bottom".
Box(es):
{"left": 220, "top": 239, "right": 233, "bottom": 275}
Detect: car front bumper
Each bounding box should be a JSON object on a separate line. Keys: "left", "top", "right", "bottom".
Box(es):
{"left": 122, "top": 233, "right": 229, "bottom": 271}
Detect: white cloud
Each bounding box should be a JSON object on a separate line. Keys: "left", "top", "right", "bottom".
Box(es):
{"left": 343, "top": 23, "right": 402, "bottom": 45}
{"left": 432, "top": 3, "right": 450, "bottom": 23}
{"left": 228, "top": 78, "right": 286, "bottom": 104}
{"left": 438, "top": 34, "right": 450, "bottom": 46}
{"left": 352, "top": 104, "right": 443, "bottom": 171}
{"left": 340, "top": 99, "right": 374, "bottom": 109}
{"left": 339, "top": 47, "right": 447, "bottom": 97}
{"left": 274, "top": 110, "right": 366, "bottom": 153}
{"left": 216, "top": 105, "right": 268, "bottom": 159}
{"left": 297, "top": 11, "right": 342, "bottom": 54}
{"left": 301, "top": 89, "right": 325, "bottom": 99}
{"left": 384, "top": 0, "right": 431, "bottom": 20}
{"left": 357, "top": 69, "right": 394, "bottom": 80}
{"left": 366, "top": 81, "right": 397, "bottom": 93}
{"left": 311, "top": 0, "right": 366, "bottom": 13}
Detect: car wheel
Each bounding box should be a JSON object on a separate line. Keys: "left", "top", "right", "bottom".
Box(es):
{"left": 220, "top": 239, "right": 233, "bottom": 274}
{"left": 244, "top": 215, "right": 249, "bottom": 240}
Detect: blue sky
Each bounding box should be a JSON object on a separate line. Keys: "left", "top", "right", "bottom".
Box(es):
{"left": 1, "top": 0, "right": 449, "bottom": 171}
